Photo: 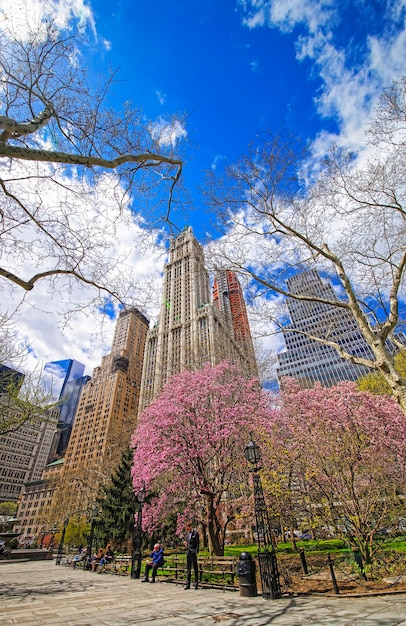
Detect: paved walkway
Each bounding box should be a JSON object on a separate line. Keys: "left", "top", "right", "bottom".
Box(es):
{"left": 1, "top": 560, "right": 406, "bottom": 625}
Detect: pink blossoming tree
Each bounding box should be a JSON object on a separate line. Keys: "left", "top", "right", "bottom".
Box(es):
{"left": 131, "top": 361, "right": 270, "bottom": 555}
{"left": 262, "top": 380, "right": 406, "bottom": 563}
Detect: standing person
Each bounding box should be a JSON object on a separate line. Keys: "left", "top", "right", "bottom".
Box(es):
{"left": 142, "top": 543, "right": 165, "bottom": 583}
{"left": 184, "top": 523, "right": 199, "bottom": 590}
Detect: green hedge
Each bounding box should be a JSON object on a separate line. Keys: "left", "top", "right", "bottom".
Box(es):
{"left": 223, "top": 539, "right": 348, "bottom": 556}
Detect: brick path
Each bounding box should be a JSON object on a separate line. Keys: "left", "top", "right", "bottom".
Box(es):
{"left": 1, "top": 560, "right": 406, "bottom": 625}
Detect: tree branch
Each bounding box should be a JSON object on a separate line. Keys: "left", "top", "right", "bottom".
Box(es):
{"left": 0, "top": 103, "right": 55, "bottom": 143}
{"left": 0, "top": 143, "right": 182, "bottom": 174}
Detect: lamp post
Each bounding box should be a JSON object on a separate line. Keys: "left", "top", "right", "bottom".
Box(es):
{"left": 39, "top": 526, "right": 46, "bottom": 549}
{"left": 85, "top": 506, "right": 98, "bottom": 570}
{"left": 55, "top": 517, "right": 69, "bottom": 565}
{"left": 245, "top": 436, "right": 281, "bottom": 600}
{"left": 131, "top": 486, "right": 145, "bottom": 579}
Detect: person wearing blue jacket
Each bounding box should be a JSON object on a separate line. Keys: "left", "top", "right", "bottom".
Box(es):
{"left": 142, "top": 543, "right": 165, "bottom": 583}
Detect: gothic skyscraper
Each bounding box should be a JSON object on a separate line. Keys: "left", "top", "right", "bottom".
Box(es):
{"left": 139, "top": 228, "right": 257, "bottom": 410}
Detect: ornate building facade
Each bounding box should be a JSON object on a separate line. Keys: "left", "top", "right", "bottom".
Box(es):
{"left": 139, "top": 228, "right": 258, "bottom": 410}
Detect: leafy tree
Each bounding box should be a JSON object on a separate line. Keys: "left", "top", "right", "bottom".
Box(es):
{"left": 0, "top": 16, "right": 183, "bottom": 317}
{"left": 358, "top": 351, "right": 406, "bottom": 396}
{"left": 207, "top": 78, "right": 406, "bottom": 413}
{"left": 131, "top": 361, "right": 269, "bottom": 555}
{"left": 64, "top": 517, "right": 90, "bottom": 551}
{"left": 262, "top": 380, "right": 406, "bottom": 563}
{"left": 0, "top": 501, "right": 16, "bottom": 515}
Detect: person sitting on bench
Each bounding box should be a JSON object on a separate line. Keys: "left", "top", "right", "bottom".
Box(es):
{"left": 72, "top": 546, "right": 87, "bottom": 568}
{"left": 98, "top": 544, "right": 114, "bottom": 572}
{"left": 142, "top": 543, "right": 165, "bottom": 583}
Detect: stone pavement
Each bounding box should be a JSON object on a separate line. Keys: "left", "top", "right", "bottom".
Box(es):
{"left": 1, "top": 560, "right": 406, "bottom": 626}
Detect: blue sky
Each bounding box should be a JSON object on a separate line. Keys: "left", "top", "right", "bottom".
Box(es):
{"left": 0, "top": 0, "right": 405, "bottom": 377}
{"left": 90, "top": 0, "right": 327, "bottom": 238}
{"left": 81, "top": 0, "right": 405, "bottom": 239}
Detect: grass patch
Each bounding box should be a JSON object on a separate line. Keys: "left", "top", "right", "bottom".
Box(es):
{"left": 381, "top": 536, "right": 406, "bottom": 552}
{"left": 277, "top": 539, "right": 348, "bottom": 553}
{"left": 221, "top": 535, "right": 406, "bottom": 556}
{"left": 222, "top": 545, "right": 257, "bottom": 558}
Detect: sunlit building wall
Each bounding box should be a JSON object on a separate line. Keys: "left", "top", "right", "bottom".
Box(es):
{"left": 0, "top": 402, "right": 59, "bottom": 503}
{"left": 56, "top": 308, "right": 149, "bottom": 513}
{"left": 213, "top": 270, "right": 257, "bottom": 377}
{"left": 277, "top": 269, "right": 374, "bottom": 387}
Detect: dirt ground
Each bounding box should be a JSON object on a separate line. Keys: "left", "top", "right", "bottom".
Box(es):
{"left": 285, "top": 574, "right": 406, "bottom": 596}
{"left": 277, "top": 552, "right": 406, "bottom": 596}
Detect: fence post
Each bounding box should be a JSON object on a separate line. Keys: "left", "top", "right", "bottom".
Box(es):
{"left": 327, "top": 553, "right": 340, "bottom": 594}
{"left": 299, "top": 548, "right": 308, "bottom": 575}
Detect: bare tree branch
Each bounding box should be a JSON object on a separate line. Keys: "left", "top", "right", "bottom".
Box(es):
{"left": 206, "top": 80, "right": 406, "bottom": 412}
{"left": 0, "top": 20, "right": 185, "bottom": 319}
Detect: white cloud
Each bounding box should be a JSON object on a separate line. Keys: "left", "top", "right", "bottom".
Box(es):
{"left": 156, "top": 90, "right": 167, "bottom": 106}
{"left": 0, "top": 0, "right": 96, "bottom": 41}
{"left": 239, "top": 0, "right": 406, "bottom": 154}
{"left": 243, "top": 8, "right": 266, "bottom": 29}
{"left": 210, "top": 154, "right": 226, "bottom": 170}
{"left": 102, "top": 38, "right": 112, "bottom": 51}
{"left": 149, "top": 117, "right": 187, "bottom": 149}
{"left": 0, "top": 157, "right": 167, "bottom": 379}
{"left": 240, "top": 0, "right": 335, "bottom": 34}
{"left": 0, "top": 1, "right": 173, "bottom": 385}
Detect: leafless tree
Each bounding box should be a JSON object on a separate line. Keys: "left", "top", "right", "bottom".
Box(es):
{"left": 0, "top": 315, "right": 56, "bottom": 435}
{"left": 0, "top": 22, "right": 184, "bottom": 315}
{"left": 206, "top": 78, "right": 406, "bottom": 412}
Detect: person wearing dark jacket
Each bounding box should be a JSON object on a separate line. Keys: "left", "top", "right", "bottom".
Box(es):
{"left": 184, "top": 523, "right": 200, "bottom": 590}
{"left": 142, "top": 543, "right": 165, "bottom": 583}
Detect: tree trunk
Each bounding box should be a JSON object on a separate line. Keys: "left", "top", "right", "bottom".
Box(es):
{"left": 206, "top": 499, "right": 224, "bottom": 556}
{"left": 289, "top": 525, "right": 298, "bottom": 552}
{"left": 380, "top": 368, "right": 406, "bottom": 415}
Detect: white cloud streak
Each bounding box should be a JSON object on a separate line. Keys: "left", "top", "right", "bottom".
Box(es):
{"left": 239, "top": 0, "right": 406, "bottom": 153}
{"left": 0, "top": 159, "right": 166, "bottom": 377}
{"left": 149, "top": 117, "right": 187, "bottom": 149}
{"left": 0, "top": 0, "right": 96, "bottom": 41}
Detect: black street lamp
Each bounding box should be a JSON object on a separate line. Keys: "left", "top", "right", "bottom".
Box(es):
{"left": 39, "top": 526, "right": 46, "bottom": 549}
{"left": 85, "top": 506, "right": 98, "bottom": 570}
{"left": 55, "top": 517, "right": 69, "bottom": 565}
{"left": 245, "top": 435, "right": 281, "bottom": 600}
{"left": 131, "top": 486, "right": 145, "bottom": 579}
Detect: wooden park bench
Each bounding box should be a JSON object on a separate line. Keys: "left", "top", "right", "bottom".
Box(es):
{"left": 100, "top": 555, "right": 132, "bottom": 575}
{"left": 156, "top": 554, "right": 238, "bottom": 590}
{"left": 197, "top": 556, "right": 237, "bottom": 589}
